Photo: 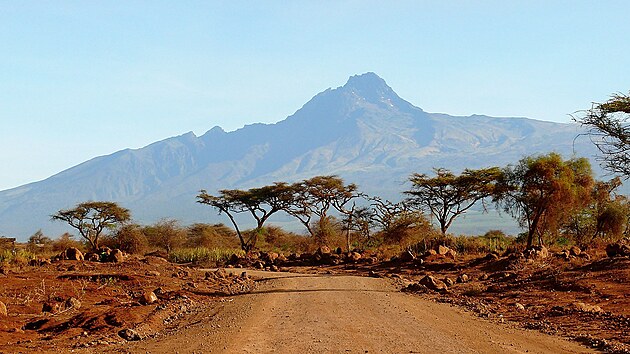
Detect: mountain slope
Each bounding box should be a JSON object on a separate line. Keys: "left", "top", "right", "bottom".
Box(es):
{"left": 0, "top": 73, "right": 599, "bottom": 239}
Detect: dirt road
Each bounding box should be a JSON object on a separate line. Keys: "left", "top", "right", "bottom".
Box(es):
{"left": 109, "top": 271, "right": 592, "bottom": 353}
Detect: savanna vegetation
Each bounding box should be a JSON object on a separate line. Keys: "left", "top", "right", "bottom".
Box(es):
{"left": 3, "top": 92, "right": 628, "bottom": 268}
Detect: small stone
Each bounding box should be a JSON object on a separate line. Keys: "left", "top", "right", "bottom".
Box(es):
{"left": 108, "top": 249, "right": 125, "bottom": 263}
{"left": 443, "top": 278, "right": 455, "bottom": 287}
{"left": 569, "top": 246, "right": 581, "bottom": 256}
{"left": 141, "top": 291, "right": 158, "bottom": 305}
{"left": 515, "top": 303, "right": 525, "bottom": 310}
{"left": 456, "top": 274, "right": 469, "bottom": 283}
{"left": 0, "top": 301, "right": 7, "bottom": 317}
{"left": 437, "top": 245, "right": 450, "bottom": 255}
{"left": 65, "top": 297, "right": 81, "bottom": 310}
{"left": 118, "top": 328, "right": 141, "bottom": 341}
{"left": 419, "top": 275, "right": 448, "bottom": 292}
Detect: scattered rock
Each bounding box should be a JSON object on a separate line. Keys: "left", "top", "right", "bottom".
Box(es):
{"left": 348, "top": 252, "right": 362, "bottom": 263}
{"left": 478, "top": 273, "right": 489, "bottom": 281}
{"left": 570, "top": 302, "right": 603, "bottom": 313}
{"left": 515, "top": 303, "right": 525, "bottom": 311}
{"left": 42, "top": 302, "right": 60, "bottom": 313}
{"left": 400, "top": 250, "right": 416, "bottom": 262}
{"left": 525, "top": 246, "right": 548, "bottom": 260}
{"left": 108, "top": 249, "right": 125, "bottom": 263}
{"left": 425, "top": 249, "right": 437, "bottom": 256}
{"left": 146, "top": 270, "right": 161, "bottom": 277}
{"left": 118, "top": 328, "right": 141, "bottom": 341}
{"left": 484, "top": 253, "right": 499, "bottom": 261}
{"left": 335, "top": 247, "right": 343, "bottom": 255}
{"left": 419, "top": 275, "right": 448, "bottom": 292}
{"left": 140, "top": 291, "right": 158, "bottom": 305}
{"left": 456, "top": 274, "right": 469, "bottom": 283}
{"left": 65, "top": 247, "right": 84, "bottom": 261}
{"left": 443, "top": 277, "right": 455, "bottom": 287}
{"left": 84, "top": 253, "right": 100, "bottom": 262}
{"left": 578, "top": 252, "right": 591, "bottom": 260}
{"left": 569, "top": 246, "right": 582, "bottom": 256}
{"left": 0, "top": 301, "right": 7, "bottom": 317}
{"left": 65, "top": 297, "right": 81, "bottom": 310}
{"left": 269, "top": 265, "right": 279, "bottom": 272}
{"left": 316, "top": 246, "right": 331, "bottom": 255}
{"left": 368, "top": 270, "right": 380, "bottom": 278}
{"left": 437, "top": 245, "right": 450, "bottom": 255}
{"left": 605, "top": 243, "right": 630, "bottom": 257}
{"left": 445, "top": 249, "right": 457, "bottom": 259}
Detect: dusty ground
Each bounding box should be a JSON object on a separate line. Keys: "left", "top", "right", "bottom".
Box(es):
{"left": 0, "top": 256, "right": 253, "bottom": 353}
{"left": 0, "top": 249, "right": 628, "bottom": 353}
{"left": 100, "top": 270, "right": 591, "bottom": 354}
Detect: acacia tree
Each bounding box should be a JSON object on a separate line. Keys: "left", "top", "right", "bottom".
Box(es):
{"left": 284, "top": 176, "right": 358, "bottom": 246}
{"left": 197, "top": 183, "right": 294, "bottom": 251}
{"left": 496, "top": 153, "right": 594, "bottom": 247}
{"left": 405, "top": 167, "right": 503, "bottom": 235}
{"left": 51, "top": 201, "right": 131, "bottom": 251}
{"left": 575, "top": 92, "right": 630, "bottom": 177}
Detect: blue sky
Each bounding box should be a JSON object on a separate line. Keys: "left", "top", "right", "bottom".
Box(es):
{"left": 1, "top": 1, "right": 629, "bottom": 190}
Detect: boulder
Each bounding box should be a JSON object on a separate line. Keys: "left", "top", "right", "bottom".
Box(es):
{"left": 269, "top": 265, "right": 279, "bottom": 272}
{"left": 606, "top": 243, "right": 630, "bottom": 257}
{"left": 569, "top": 246, "right": 582, "bottom": 256}
{"left": 65, "top": 248, "right": 84, "bottom": 261}
{"left": 445, "top": 249, "right": 457, "bottom": 259}
{"left": 316, "top": 246, "right": 331, "bottom": 255}
{"left": 419, "top": 275, "right": 448, "bottom": 292}
{"left": 84, "top": 253, "right": 100, "bottom": 262}
{"left": 0, "top": 301, "right": 7, "bottom": 317}
{"left": 141, "top": 291, "right": 158, "bottom": 305}
{"left": 425, "top": 249, "right": 437, "bottom": 256}
{"left": 118, "top": 328, "right": 141, "bottom": 341}
{"left": 437, "top": 245, "right": 450, "bottom": 255}
{"left": 348, "top": 252, "right": 362, "bottom": 263}
{"left": 400, "top": 250, "right": 416, "bottom": 262}
{"left": 108, "top": 249, "right": 125, "bottom": 263}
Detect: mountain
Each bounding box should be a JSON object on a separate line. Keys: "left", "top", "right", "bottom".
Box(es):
{"left": 0, "top": 73, "right": 600, "bottom": 240}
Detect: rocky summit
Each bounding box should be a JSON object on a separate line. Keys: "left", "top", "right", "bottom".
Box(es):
{"left": 0, "top": 73, "right": 598, "bottom": 239}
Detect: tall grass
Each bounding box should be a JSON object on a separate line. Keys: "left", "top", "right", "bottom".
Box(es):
{"left": 168, "top": 247, "right": 245, "bottom": 265}
{"left": 0, "top": 249, "right": 37, "bottom": 264}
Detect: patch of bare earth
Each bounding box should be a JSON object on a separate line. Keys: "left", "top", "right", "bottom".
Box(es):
{"left": 0, "top": 257, "right": 253, "bottom": 353}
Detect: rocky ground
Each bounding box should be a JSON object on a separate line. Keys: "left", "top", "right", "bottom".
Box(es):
{"left": 0, "top": 243, "right": 628, "bottom": 353}
{"left": 0, "top": 254, "right": 254, "bottom": 353}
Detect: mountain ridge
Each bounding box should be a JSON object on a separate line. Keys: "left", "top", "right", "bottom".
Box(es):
{"left": 0, "top": 73, "right": 599, "bottom": 239}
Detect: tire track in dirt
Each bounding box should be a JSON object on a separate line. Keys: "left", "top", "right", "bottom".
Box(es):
{"left": 107, "top": 271, "right": 593, "bottom": 353}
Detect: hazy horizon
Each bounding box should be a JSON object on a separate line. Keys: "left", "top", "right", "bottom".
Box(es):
{"left": 2, "top": 2, "right": 630, "bottom": 190}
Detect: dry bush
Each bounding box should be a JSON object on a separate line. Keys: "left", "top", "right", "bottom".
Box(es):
{"left": 144, "top": 219, "right": 186, "bottom": 254}
{"left": 186, "top": 223, "right": 239, "bottom": 249}
{"left": 51, "top": 233, "right": 85, "bottom": 253}
{"left": 256, "top": 225, "right": 312, "bottom": 253}
{"left": 101, "top": 224, "right": 148, "bottom": 254}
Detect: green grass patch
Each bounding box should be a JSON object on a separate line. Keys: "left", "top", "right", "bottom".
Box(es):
{"left": 168, "top": 247, "right": 245, "bottom": 265}
{"left": 0, "top": 249, "right": 37, "bottom": 264}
